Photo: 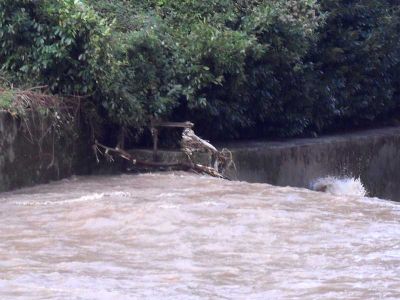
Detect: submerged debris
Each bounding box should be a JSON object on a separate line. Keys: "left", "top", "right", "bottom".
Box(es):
{"left": 94, "top": 124, "right": 236, "bottom": 179}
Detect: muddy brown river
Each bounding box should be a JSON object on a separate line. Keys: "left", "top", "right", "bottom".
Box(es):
{"left": 0, "top": 172, "right": 399, "bottom": 299}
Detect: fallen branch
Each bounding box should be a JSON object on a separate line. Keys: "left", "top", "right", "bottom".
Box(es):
{"left": 181, "top": 128, "right": 218, "bottom": 156}
{"left": 93, "top": 129, "right": 233, "bottom": 179}
{"left": 181, "top": 128, "right": 236, "bottom": 176}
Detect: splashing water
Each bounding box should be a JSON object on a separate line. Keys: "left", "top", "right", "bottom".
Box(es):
{"left": 0, "top": 172, "right": 399, "bottom": 299}
{"left": 311, "top": 176, "right": 367, "bottom": 197}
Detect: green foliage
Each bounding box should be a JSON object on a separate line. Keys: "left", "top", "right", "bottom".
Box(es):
{"left": 174, "top": 23, "right": 255, "bottom": 137}
{"left": 98, "top": 19, "right": 182, "bottom": 127}
{"left": 1, "top": 0, "right": 400, "bottom": 140}
{"left": 0, "top": 0, "right": 111, "bottom": 94}
{"left": 0, "top": 89, "right": 14, "bottom": 110}
{"left": 312, "top": 0, "right": 400, "bottom": 131}
{"left": 238, "top": 0, "right": 323, "bottom": 137}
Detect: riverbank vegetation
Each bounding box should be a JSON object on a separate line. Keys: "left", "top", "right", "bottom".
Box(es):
{"left": 1, "top": 0, "right": 399, "bottom": 141}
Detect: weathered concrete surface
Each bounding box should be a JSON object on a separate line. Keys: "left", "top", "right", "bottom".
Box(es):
{"left": 2, "top": 107, "right": 400, "bottom": 201}
{"left": 224, "top": 128, "right": 400, "bottom": 201}
{"left": 0, "top": 111, "right": 86, "bottom": 192}
{"left": 117, "top": 128, "right": 400, "bottom": 200}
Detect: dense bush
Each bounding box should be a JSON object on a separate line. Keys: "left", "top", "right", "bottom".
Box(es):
{"left": 1, "top": 0, "right": 400, "bottom": 140}
{"left": 239, "top": 0, "right": 322, "bottom": 137}
{"left": 0, "top": 0, "right": 111, "bottom": 94}
{"left": 312, "top": 0, "right": 400, "bottom": 131}
{"left": 98, "top": 19, "right": 182, "bottom": 127}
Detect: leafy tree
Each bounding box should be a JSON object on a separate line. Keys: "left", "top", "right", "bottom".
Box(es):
{"left": 0, "top": 0, "right": 111, "bottom": 94}
{"left": 311, "top": 0, "right": 400, "bottom": 131}
{"left": 1, "top": 0, "right": 399, "bottom": 140}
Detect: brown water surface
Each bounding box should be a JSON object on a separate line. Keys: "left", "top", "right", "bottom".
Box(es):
{"left": 0, "top": 173, "right": 399, "bottom": 299}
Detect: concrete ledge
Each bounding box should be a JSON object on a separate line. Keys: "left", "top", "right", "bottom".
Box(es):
{"left": 2, "top": 108, "right": 400, "bottom": 202}
{"left": 225, "top": 127, "right": 400, "bottom": 200}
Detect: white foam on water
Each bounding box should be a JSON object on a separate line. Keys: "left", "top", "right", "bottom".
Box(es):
{"left": 14, "top": 193, "right": 106, "bottom": 206}
{"left": 13, "top": 191, "right": 133, "bottom": 206}
{"left": 311, "top": 176, "right": 367, "bottom": 197}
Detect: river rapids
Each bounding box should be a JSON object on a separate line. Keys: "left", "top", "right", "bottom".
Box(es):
{"left": 0, "top": 172, "right": 399, "bottom": 299}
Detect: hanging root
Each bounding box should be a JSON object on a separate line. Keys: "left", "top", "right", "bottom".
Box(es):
{"left": 1, "top": 86, "right": 80, "bottom": 170}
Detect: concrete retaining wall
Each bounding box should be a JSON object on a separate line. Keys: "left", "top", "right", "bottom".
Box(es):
{"left": 0, "top": 111, "right": 86, "bottom": 192}
{"left": 227, "top": 128, "right": 400, "bottom": 201}
{"left": 2, "top": 107, "right": 400, "bottom": 201}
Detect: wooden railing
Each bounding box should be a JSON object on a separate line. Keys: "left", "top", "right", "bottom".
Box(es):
{"left": 149, "top": 120, "right": 194, "bottom": 161}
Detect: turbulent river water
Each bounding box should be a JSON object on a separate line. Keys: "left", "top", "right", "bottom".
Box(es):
{"left": 1, "top": 172, "right": 400, "bottom": 299}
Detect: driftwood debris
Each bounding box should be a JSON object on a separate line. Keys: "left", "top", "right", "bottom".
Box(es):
{"left": 181, "top": 128, "right": 236, "bottom": 177}
{"left": 93, "top": 122, "right": 236, "bottom": 179}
